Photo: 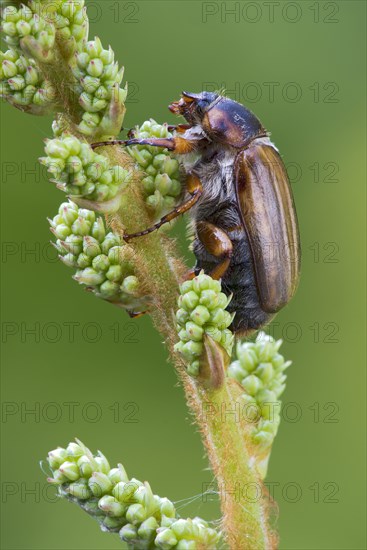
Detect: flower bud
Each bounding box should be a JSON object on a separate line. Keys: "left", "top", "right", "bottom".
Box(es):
{"left": 77, "top": 456, "right": 94, "bottom": 478}
{"left": 75, "top": 267, "right": 105, "bottom": 285}
{"left": 185, "top": 321, "right": 203, "bottom": 342}
{"left": 198, "top": 289, "right": 219, "bottom": 309}
{"left": 66, "top": 480, "right": 92, "bottom": 500}
{"left": 59, "top": 461, "right": 80, "bottom": 481}
{"left": 255, "top": 362, "right": 274, "bottom": 384}
{"left": 92, "top": 254, "right": 109, "bottom": 272}
{"left": 24, "top": 65, "right": 39, "bottom": 85}
{"left": 226, "top": 360, "right": 246, "bottom": 382}
{"left": 48, "top": 447, "right": 67, "bottom": 469}
{"left": 51, "top": 469, "right": 68, "bottom": 484}
{"left": 88, "top": 472, "right": 113, "bottom": 497}
{"left": 120, "top": 276, "right": 139, "bottom": 295}
{"left": 53, "top": 224, "right": 71, "bottom": 239}
{"left": 98, "top": 495, "right": 126, "bottom": 517}
{"left": 60, "top": 204, "right": 78, "bottom": 226}
{"left": 119, "top": 524, "right": 138, "bottom": 542}
{"left": 190, "top": 305, "right": 211, "bottom": 326}
{"left": 66, "top": 442, "right": 84, "bottom": 457}
{"left": 2, "top": 6, "right": 18, "bottom": 23}
{"left": 187, "top": 360, "right": 200, "bottom": 377}
{"left": 126, "top": 503, "right": 147, "bottom": 524}
{"left": 180, "top": 291, "right": 199, "bottom": 310}
{"left": 181, "top": 340, "right": 203, "bottom": 358}
{"left": 138, "top": 516, "right": 159, "bottom": 540}
{"left": 76, "top": 253, "right": 91, "bottom": 268}
{"left": 83, "top": 236, "right": 101, "bottom": 258}
{"left": 2, "top": 22, "right": 17, "bottom": 37}
{"left": 45, "top": 139, "right": 69, "bottom": 159}
{"left": 155, "top": 528, "right": 178, "bottom": 549}
{"left": 205, "top": 325, "right": 222, "bottom": 343}
{"left": 2, "top": 60, "right": 17, "bottom": 78}
{"left": 112, "top": 481, "right": 138, "bottom": 503}
{"left": 106, "top": 264, "right": 122, "bottom": 282}
{"left": 108, "top": 465, "right": 128, "bottom": 484}
{"left": 8, "top": 76, "right": 25, "bottom": 90}
{"left": 159, "top": 498, "right": 175, "bottom": 518}
{"left": 102, "top": 516, "right": 125, "bottom": 530}
{"left": 95, "top": 452, "right": 110, "bottom": 474}
{"left": 242, "top": 374, "right": 263, "bottom": 396}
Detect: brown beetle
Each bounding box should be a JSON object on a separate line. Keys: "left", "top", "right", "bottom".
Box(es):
{"left": 92, "top": 92, "right": 301, "bottom": 335}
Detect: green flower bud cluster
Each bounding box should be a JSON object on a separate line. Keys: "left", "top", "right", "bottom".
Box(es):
{"left": 49, "top": 201, "right": 144, "bottom": 310}
{"left": 1, "top": 4, "right": 55, "bottom": 56}
{"left": 72, "top": 36, "right": 127, "bottom": 137}
{"left": 29, "top": 0, "right": 88, "bottom": 45}
{"left": 40, "top": 134, "right": 131, "bottom": 202}
{"left": 174, "top": 273, "right": 234, "bottom": 377}
{"left": 46, "top": 439, "right": 221, "bottom": 549}
{"left": 0, "top": 48, "right": 55, "bottom": 111}
{"left": 228, "top": 331, "right": 292, "bottom": 450}
{"left": 127, "top": 120, "right": 182, "bottom": 218}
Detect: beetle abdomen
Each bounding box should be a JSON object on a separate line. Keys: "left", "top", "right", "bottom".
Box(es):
{"left": 223, "top": 253, "right": 274, "bottom": 335}
{"left": 193, "top": 223, "right": 273, "bottom": 335}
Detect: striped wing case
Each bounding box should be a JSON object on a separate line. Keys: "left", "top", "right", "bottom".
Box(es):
{"left": 234, "top": 143, "right": 301, "bottom": 313}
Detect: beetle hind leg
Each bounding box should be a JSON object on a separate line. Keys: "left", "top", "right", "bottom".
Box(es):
{"left": 196, "top": 221, "right": 233, "bottom": 280}
{"left": 124, "top": 174, "right": 203, "bottom": 241}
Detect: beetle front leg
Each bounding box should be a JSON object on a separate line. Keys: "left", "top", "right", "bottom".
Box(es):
{"left": 127, "top": 124, "right": 191, "bottom": 138}
{"left": 91, "top": 137, "right": 174, "bottom": 151}
{"left": 126, "top": 136, "right": 197, "bottom": 154}
{"left": 196, "top": 221, "right": 233, "bottom": 280}
{"left": 91, "top": 136, "right": 198, "bottom": 154}
{"left": 123, "top": 174, "right": 203, "bottom": 241}
{"left": 166, "top": 123, "right": 192, "bottom": 133}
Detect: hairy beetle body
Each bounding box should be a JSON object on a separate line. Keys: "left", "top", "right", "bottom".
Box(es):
{"left": 182, "top": 134, "right": 276, "bottom": 333}
{"left": 91, "top": 92, "right": 301, "bottom": 335}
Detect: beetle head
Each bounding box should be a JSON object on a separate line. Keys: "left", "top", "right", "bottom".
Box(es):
{"left": 168, "top": 91, "right": 219, "bottom": 124}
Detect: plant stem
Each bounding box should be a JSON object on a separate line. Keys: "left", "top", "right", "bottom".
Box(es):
{"left": 39, "top": 48, "right": 82, "bottom": 124}
{"left": 196, "top": 382, "right": 274, "bottom": 549}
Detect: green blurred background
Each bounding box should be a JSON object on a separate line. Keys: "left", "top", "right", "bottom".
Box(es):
{"left": 1, "top": 1, "right": 366, "bottom": 548}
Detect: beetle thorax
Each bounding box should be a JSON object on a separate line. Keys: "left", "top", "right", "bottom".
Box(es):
{"left": 179, "top": 125, "right": 238, "bottom": 210}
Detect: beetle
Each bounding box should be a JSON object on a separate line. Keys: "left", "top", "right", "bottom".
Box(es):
{"left": 92, "top": 92, "right": 301, "bottom": 335}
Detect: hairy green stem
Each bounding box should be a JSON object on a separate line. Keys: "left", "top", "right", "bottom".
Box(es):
{"left": 99, "top": 144, "right": 181, "bottom": 341}
{"left": 198, "top": 382, "right": 274, "bottom": 548}
{"left": 37, "top": 46, "right": 82, "bottom": 123}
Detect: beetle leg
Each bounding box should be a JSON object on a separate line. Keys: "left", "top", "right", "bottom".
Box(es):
{"left": 126, "top": 124, "right": 191, "bottom": 139}
{"left": 196, "top": 221, "right": 233, "bottom": 280}
{"left": 166, "top": 123, "right": 192, "bottom": 133}
{"left": 91, "top": 139, "right": 128, "bottom": 150}
{"left": 91, "top": 136, "right": 197, "bottom": 154}
{"left": 123, "top": 174, "right": 203, "bottom": 241}
{"left": 127, "top": 310, "right": 147, "bottom": 318}
{"left": 183, "top": 269, "right": 197, "bottom": 281}
{"left": 126, "top": 136, "right": 197, "bottom": 154}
